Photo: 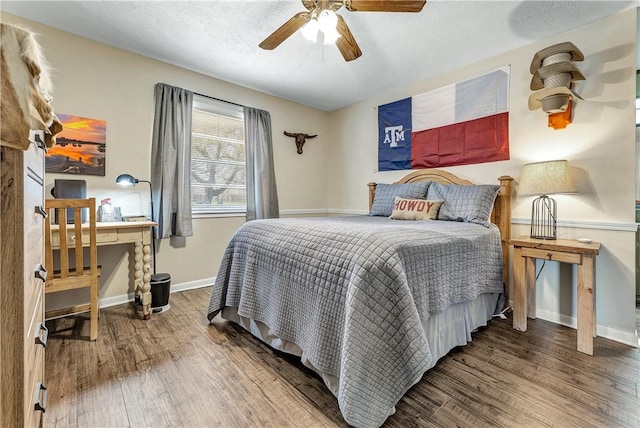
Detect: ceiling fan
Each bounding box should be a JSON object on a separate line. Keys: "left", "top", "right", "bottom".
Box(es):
{"left": 259, "top": 0, "right": 427, "bottom": 62}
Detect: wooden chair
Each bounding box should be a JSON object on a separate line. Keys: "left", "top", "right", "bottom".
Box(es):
{"left": 43, "top": 198, "right": 100, "bottom": 340}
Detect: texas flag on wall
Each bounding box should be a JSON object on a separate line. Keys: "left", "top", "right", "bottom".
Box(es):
{"left": 378, "top": 66, "right": 510, "bottom": 171}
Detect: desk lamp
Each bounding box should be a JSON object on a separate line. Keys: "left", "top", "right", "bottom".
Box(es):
{"left": 116, "top": 173, "right": 171, "bottom": 313}
{"left": 116, "top": 174, "right": 156, "bottom": 271}
{"left": 518, "top": 160, "right": 577, "bottom": 240}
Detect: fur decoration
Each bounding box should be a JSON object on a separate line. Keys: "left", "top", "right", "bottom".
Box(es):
{"left": 1, "top": 23, "right": 62, "bottom": 150}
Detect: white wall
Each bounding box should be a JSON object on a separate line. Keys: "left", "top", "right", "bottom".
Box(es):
{"left": 327, "top": 9, "right": 638, "bottom": 346}
{"left": 0, "top": 13, "right": 332, "bottom": 306}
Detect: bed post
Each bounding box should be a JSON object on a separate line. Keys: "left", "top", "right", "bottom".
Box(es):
{"left": 494, "top": 175, "right": 514, "bottom": 306}
{"left": 367, "top": 182, "right": 377, "bottom": 212}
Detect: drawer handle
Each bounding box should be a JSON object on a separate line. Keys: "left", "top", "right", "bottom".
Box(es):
{"left": 35, "top": 323, "right": 48, "bottom": 348}
{"left": 34, "top": 383, "right": 47, "bottom": 413}
{"left": 34, "top": 134, "right": 47, "bottom": 151}
{"left": 34, "top": 264, "right": 47, "bottom": 282}
{"left": 35, "top": 206, "right": 48, "bottom": 219}
{"left": 29, "top": 130, "right": 47, "bottom": 152}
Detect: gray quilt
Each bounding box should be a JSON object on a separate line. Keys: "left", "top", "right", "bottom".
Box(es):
{"left": 207, "top": 216, "right": 503, "bottom": 427}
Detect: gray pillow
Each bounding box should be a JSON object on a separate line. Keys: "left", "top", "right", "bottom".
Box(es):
{"left": 370, "top": 182, "right": 430, "bottom": 216}
{"left": 427, "top": 182, "right": 500, "bottom": 226}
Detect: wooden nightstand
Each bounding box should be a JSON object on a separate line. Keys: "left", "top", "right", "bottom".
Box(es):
{"left": 510, "top": 236, "right": 601, "bottom": 355}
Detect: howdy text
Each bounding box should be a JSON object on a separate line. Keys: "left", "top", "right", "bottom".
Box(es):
{"left": 394, "top": 199, "right": 437, "bottom": 212}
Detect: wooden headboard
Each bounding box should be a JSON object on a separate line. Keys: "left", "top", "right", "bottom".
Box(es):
{"left": 367, "top": 169, "right": 514, "bottom": 301}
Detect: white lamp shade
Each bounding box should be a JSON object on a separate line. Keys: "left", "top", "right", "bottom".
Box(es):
{"left": 300, "top": 19, "right": 319, "bottom": 42}
{"left": 318, "top": 10, "right": 338, "bottom": 33}
{"left": 518, "top": 160, "right": 577, "bottom": 196}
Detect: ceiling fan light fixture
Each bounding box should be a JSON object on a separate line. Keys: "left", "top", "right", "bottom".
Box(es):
{"left": 322, "top": 26, "right": 340, "bottom": 45}
{"left": 299, "top": 10, "right": 340, "bottom": 45}
{"left": 300, "top": 18, "right": 320, "bottom": 42}
{"left": 318, "top": 9, "right": 338, "bottom": 31}
{"left": 262, "top": 0, "right": 430, "bottom": 61}
{"left": 318, "top": 9, "right": 340, "bottom": 44}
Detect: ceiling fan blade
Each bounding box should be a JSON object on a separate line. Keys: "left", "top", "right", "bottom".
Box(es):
{"left": 301, "top": 0, "right": 316, "bottom": 10}
{"left": 335, "top": 14, "right": 362, "bottom": 62}
{"left": 259, "top": 12, "right": 309, "bottom": 50}
{"left": 345, "top": 0, "right": 426, "bottom": 12}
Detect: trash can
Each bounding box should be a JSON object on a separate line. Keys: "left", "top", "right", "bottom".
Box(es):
{"left": 150, "top": 272, "right": 171, "bottom": 314}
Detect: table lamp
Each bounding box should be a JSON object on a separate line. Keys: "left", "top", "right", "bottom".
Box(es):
{"left": 116, "top": 173, "right": 172, "bottom": 313}
{"left": 116, "top": 174, "right": 156, "bottom": 270}
{"left": 518, "top": 160, "right": 577, "bottom": 240}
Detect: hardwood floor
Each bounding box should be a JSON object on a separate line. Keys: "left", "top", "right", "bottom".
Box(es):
{"left": 44, "top": 287, "right": 639, "bottom": 428}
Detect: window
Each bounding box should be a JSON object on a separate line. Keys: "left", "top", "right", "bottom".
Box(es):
{"left": 191, "top": 96, "right": 246, "bottom": 215}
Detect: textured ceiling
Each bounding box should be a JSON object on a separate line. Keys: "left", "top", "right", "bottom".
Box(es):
{"left": 1, "top": 1, "right": 636, "bottom": 111}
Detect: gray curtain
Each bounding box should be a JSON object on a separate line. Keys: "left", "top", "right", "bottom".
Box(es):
{"left": 244, "top": 107, "right": 279, "bottom": 220}
{"left": 151, "top": 83, "right": 193, "bottom": 238}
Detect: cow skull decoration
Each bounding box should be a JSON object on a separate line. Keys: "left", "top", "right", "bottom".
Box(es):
{"left": 284, "top": 131, "right": 317, "bottom": 154}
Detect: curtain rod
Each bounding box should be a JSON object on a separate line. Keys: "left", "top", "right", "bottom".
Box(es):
{"left": 193, "top": 92, "right": 244, "bottom": 108}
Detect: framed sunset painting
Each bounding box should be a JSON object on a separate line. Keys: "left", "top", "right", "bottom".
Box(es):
{"left": 45, "top": 114, "right": 106, "bottom": 176}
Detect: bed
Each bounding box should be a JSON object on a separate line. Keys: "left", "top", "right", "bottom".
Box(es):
{"left": 207, "top": 169, "right": 514, "bottom": 428}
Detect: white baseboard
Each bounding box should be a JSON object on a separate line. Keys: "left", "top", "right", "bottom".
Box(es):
{"left": 535, "top": 308, "right": 639, "bottom": 348}
{"left": 170, "top": 277, "right": 215, "bottom": 293}
{"left": 99, "top": 277, "right": 214, "bottom": 309}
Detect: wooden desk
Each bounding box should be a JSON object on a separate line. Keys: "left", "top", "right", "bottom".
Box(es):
{"left": 50, "top": 221, "right": 157, "bottom": 319}
{"left": 510, "top": 236, "right": 601, "bottom": 355}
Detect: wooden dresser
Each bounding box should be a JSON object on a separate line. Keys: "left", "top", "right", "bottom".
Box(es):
{"left": 1, "top": 140, "right": 48, "bottom": 427}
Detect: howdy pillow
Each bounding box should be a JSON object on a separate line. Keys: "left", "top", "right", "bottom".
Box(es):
{"left": 389, "top": 197, "right": 443, "bottom": 220}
